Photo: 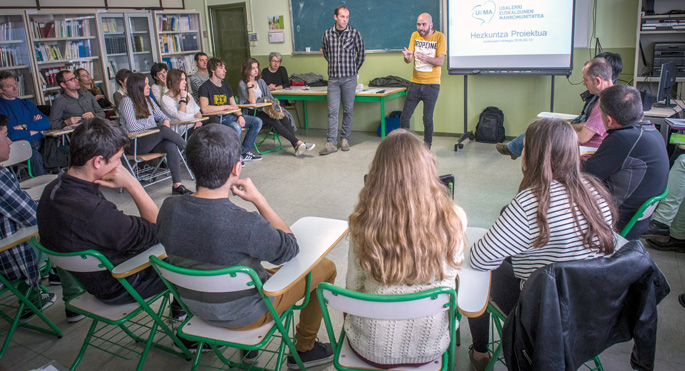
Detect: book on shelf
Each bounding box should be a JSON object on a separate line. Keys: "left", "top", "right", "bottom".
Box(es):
{"left": 180, "top": 34, "right": 198, "bottom": 51}
{"left": 35, "top": 43, "right": 63, "bottom": 62}
{"left": 107, "top": 60, "right": 118, "bottom": 79}
{"left": 179, "top": 15, "right": 191, "bottom": 31}
{"left": 133, "top": 35, "right": 146, "bottom": 52}
{"left": 64, "top": 40, "right": 92, "bottom": 59}
{"left": 1, "top": 21, "right": 26, "bottom": 42}
{"left": 102, "top": 19, "right": 118, "bottom": 33}
{"left": 0, "top": 46, "right": 20, "bottom": 67}
{"left": 161, "top": 54, "right": 194, "bottom": 73}
{"left": 105, "top": 36, "right": 127, "bottom": 54}
{"left": 53, "top": 18, "right": 91, "bottom": 38}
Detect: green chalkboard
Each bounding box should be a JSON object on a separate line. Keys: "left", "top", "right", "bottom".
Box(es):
{"left": 289, "top": 0, "right": 441, "bottom": 52}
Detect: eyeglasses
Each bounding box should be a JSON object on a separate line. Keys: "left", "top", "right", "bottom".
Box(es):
{"left": 270, "top": 59, "right": 281, "bottom": 63}
{"left": 66, "top": 77, "right": 78, "bottom": 82}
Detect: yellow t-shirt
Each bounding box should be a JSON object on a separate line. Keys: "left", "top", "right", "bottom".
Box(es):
{"left": 408, "top": 30, "right": 446, "bottom": 84}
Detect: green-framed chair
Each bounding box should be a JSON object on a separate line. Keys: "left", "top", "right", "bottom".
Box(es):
{"left": 317, "top": 282, "right": 457, "bottom": 371}
{"left": 0, "top": 227, "right": 61, "bottom": 359}
{"left": 32, "top": 238, "right": 191, "bottom": 371}
{"left": 620, "top": 186, "right": 669, "bottom": 237}
{"left": 149, "top": 255, "right": 308, "bottom": 371}
{"left": 254, "top": 127, "right": 283, "bottom": 155}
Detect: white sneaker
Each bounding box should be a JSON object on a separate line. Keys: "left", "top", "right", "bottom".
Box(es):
{"left": 295, "top": 142, "right": 315, "bottom": 156}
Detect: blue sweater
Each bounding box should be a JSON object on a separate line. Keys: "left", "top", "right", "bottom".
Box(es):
{"left": 0, "top": 98, "right": 49, "bottom": 142}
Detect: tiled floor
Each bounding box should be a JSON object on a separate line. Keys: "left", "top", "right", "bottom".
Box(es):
{"left": 3, "top": 129, "right": 684, "bottom": 370}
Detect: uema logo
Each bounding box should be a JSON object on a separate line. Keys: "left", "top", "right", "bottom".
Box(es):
{"left": 472, "top": 1, "right": 496, "bottom": 25}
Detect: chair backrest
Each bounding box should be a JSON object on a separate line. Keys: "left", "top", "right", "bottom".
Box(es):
{"left": 149, "top": 255, "right": 262, "bottom": 294}
{"left": 620, "top": 186, "right": 669, "bottom": 237}
{"left": 0, "top": 140, "right": 32, "bottom": 167}
{"left": 31, "top": 237, "right": 110, "bottom": 273}
{"left": 318, "top": 283, "right": 455, "bottom": 320}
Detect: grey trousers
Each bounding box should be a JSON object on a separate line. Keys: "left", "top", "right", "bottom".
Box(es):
{"left": 327, "top": 75, "right": 356, "bottom": 145}
{"left": 653, "top": 154, "right": 685, "bottom": 239}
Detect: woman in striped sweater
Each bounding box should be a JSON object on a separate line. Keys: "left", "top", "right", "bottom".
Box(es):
{"left": 467, "top": 118, "right": 617, "bottom": 371}
{"left": 119, "top": 73, "right": 191, "bottom": 195}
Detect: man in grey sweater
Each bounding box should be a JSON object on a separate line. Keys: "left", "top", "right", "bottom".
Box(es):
{"left": 156, "top": 124, "right": 336, "bottom": 369}
{"left": 48, "top": 70, "right": 105, "bottom": 129}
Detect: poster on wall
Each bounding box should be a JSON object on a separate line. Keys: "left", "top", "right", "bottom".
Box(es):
{"left": 268, "top": 15, "right": 285, "bottom": 43}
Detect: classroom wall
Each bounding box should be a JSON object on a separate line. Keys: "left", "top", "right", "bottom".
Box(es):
{"left": 186, "top": 0, "right": 639, "bottom": 136}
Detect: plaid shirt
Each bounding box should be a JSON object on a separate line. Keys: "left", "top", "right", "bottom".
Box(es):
{"left": 322, "top": 25, "right": 365, "bottom": 78}
{"left": 0, "top": 167, "right": 39, "bottom": 286}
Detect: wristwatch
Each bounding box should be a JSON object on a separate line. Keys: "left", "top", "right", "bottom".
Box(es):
{"left": 21, "top": 124, "right": 27, "bottom": 130}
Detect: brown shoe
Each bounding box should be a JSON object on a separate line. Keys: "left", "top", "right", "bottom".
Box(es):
{"left": 341, "top": 138, "right": 350, "bottom": 151}
{"left": 319, "top": 142, "right": 338, "bottom": 156}
{"left": 496, "top": 143, "right": 517, "bottom": 160}
{"left": 468, "top": 345, "right": 491, "bottom": 371}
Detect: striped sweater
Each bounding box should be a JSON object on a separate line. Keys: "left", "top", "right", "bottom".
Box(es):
{"left": 470, "top": 181, "right": 613, "bottom": 281}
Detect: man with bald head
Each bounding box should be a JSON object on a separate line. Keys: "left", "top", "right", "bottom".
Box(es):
{"left": 399, "top": 13, "right": 446, "bottom": 148}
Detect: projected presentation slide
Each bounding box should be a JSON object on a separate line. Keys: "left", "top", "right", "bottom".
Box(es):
{"left": 448, "top": 0, "right": 574, "bottom": 74}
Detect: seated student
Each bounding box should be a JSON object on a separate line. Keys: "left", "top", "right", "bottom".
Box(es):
{"left": 583, "top": 85, "right": 669, "bottom": 240}
{"left": 346, "top": 129, "right": 466, "bottom": 368}
{"left": 36, "top": 118, "right": 184, "bottom": 313}
{"left": 0, "top": 114, "right": 56, "bottom": 317}
{"left": 496, "top": 52, "right": 622, "bottom": 160}
{"left": 150, "top": 62, "right": 169, "bottom": 105}
{"left": 467, "top": 118, "right": 616, "bottom": 371}
{"left": 189, "top": 52, "right": 209, "bottom": 103}
{"left": 75, "top": 68, "right": 113, "bottom": 109}
{"left": 119, "top": 73, "right": 191, "bottom": 195}
{"left": 157, "top": 123, "right": 336, "bottom": 368}
{"left": 160, "top": 69, "right": 203, "bottom": 138}
{"left": 238, "top": 58, "right": 314, "bottom": 156}
{"left": 198, "top": 57, "right": 262, "bottom": 163}
{"left": 0, "top": 71, "right": 49, "bottom": 175}
{"left": 48, "top": 70, "right": 105, "bottom": 129}
{"left": 112, "top": 69, "right": 132, "bottom": 108}
{"left": 644, "top": 153, "right": 685, "bottom": 252}
{"left": 261, "top": 52, "right": 290, "bottom": 91}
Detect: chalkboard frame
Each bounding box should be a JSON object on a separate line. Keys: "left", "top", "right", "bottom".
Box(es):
{"left": 288, "top": 0, "right": 443, "bottom": 54}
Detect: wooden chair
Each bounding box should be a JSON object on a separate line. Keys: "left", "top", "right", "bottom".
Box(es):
{"left": 0, "top": 226, "right": 61, "bottom": 359}
{"left": 32, "top": 238, "right": 192, "bottom": 370}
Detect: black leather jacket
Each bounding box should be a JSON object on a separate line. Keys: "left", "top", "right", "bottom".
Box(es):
{"left": 502, "top": 240, "right": 670, "bottom": 371}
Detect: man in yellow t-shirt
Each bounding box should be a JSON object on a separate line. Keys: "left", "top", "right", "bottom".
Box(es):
{"left": 400, "top": 13, "right": 446, "bottom": 148}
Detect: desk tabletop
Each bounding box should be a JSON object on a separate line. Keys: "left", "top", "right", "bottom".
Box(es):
{"left": 458, "top": 227, "right": 492, "bottom": 317}
{"left": 272, "top": 86, "right": 406, "bottom": 97}
{"left": 238, "top": 102, "right": 272, "bottom": 108}
{"left": 127, "top": 128, "right": 160, "bottom": 138}
{"left": 537, "top": 112, "right": 577, "bottom": 122}
{"left": 170, "top": 117, "right": 209, "bottom": 126}
{"left": 202, "top": 108, "right": 240, "bottom": 116}
{"left": 43, "top": 125, "right": 79, "bottom": 137}
{"left": 263, "top": 217, "right": 348, "bottom": 296}
{"left": 644, "top": 100, "right": 684, "bottom": 118}
{"left": 111, "top": 244, "right": 167, "bottom": 278}
{"left": 0, "top": 225, "right": 39, "bottom": 253}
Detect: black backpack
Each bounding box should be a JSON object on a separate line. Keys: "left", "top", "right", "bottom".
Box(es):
{"left": 475, "top": 106, "right": 505, "bottom": 143}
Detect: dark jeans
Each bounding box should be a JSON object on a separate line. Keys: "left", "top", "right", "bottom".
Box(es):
{"left": 400, "top": 83, "right": 440, "bottom": 146}
{"left": 256, "top": 111, "right": 299, "bottom": 148}
{"left": 468, "top": 259, "right": 521, "bottom": 353}
{"left": 29, "top": 140, "right": 46, "bottom": 176}
{"left": 126, "top": 125, "right": 186, "bottom": 183}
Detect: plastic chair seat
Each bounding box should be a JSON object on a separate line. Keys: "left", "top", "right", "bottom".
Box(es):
{"left": 337, "top": 335, "right": 444, "bottom": 371}
{"left": 181, "top": 316, "right": 275, "bottom": 346}
{"left": 19, "top": 174, "right": 57, "bottom": 189}
{"left": 68, "top": 293, "right": 146, "bottom": 322}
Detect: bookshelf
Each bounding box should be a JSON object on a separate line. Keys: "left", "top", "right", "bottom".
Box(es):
{"left": 98, "top": 11, "right": 157, "bottom": 100}
{"left": 26, "top": 10, "right": 105, "bottom": 105}
{"left": 154, "top": 10, "right": 203, "bottom": 74}
{"left": 633, "top": 0, "right": 685, "bottom": 100}
{"left": 0, "top": 12, "right": 39, "bottom": 104}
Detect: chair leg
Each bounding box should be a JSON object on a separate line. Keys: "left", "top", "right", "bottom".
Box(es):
{"left": 71, "top": 319, "right": 99, "bottom": 371}
{"left": 178, "top": 148, "right": 194, "bottom": 180}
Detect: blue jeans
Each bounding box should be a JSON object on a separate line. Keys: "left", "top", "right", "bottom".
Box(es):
{"left": 30, "top": 140, "right": 46, "bottom": 176}
{"left": 327, "top": 76, "right": 357, "bottom": 145}
{"left": 400, "top": 83, "right": 441, "bottom": 146}
{"left": 220, "top": 114, "right": 263, "bottom": 154}
{"left": 507, "top": 132, "right": 525, "bottom": 157}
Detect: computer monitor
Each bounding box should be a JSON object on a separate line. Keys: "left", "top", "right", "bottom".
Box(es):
{"left": 655, "top": 61, "right": 676, "bottom": 108}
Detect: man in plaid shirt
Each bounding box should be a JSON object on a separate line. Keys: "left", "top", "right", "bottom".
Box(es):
{"left": 320, "top": 5, "right": 365, "bottom": 155}
{"left": 0, "top": 114, "right": 56, "bottom": 315}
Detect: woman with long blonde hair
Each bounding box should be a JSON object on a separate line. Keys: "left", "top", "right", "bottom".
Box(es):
{"left": 346, "top": 129, "right": 467, "bottom": 368}
{"left": 467, "top": 118, "right": 616, "bottom": 371}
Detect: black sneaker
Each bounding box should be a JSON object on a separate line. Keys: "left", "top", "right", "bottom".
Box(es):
{"left": 66, "top": 309, "right": 86, "bottom": 323}
{"left": 172, "top": 337, "right": 220, "bottom": 354}
{"left": 20, "top": 292, "right": 57, "bottom": 322}
{"left": 242, "top": 349, "right": 259, "bottom": 364}
{"left": 647, "top": 237, "right": 685, "bottom": 252}
{"left": 287, "top": 341, "right": 334, "bottom": 369}
{"left": 172, "top": 184, "right": 193, "bottom": 195}
{"left": 48, "top": 269, "right": 61, "bottom": 285}
{"left": 241, "top": 152, "right": 262, "bottom": 162}
{"left": 170, "top": 302, "right": 187, "bottom": 322}
{"left": 642, "top": 220, "right": 670, "bottom": 239}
